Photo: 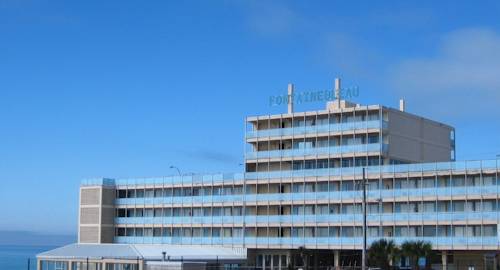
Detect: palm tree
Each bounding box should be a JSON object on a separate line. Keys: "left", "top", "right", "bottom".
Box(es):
{"left": 401, "top": 240, "right": 433, "bottom": 270}
{"left": 368, "top": 239, "right": 399, "bottom": 270}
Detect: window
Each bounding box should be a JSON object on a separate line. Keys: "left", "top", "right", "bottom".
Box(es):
{"left": 154, "top": 189, "right": 163, "bottom": 197}
{"left": 329, "top": 227, "right": 340, "bottom": 237}
{"left": 154, "top": 208, "right": 162, "bottom": 217}
{"left": 144, "top": 228, "right": 153, "bottom": 237}
{"left": 452, "top": 176, "right": 465, "bottom": 187}
{"left": 483, "top": 200, "right": 496, "bottom": 211}
{"left": 117, "top": 209, "right": 126, "bottom": 217}
{"left": 453, "top": 226, "right": 465, "bottom": 237}
{"left": 126, "top": 228, "right": 135, "bottom": 237}
{"left": 368, "top": 134, "right": 379, "bottom": 144}
{"left": 466, "top": 175, "right": 481, "bottom": 186}
{"left": 437, "top": 225, "right": 452, "bottom": 237}
{"left": 145, "top": 189, "right": 154, "bottom": 198}
{"left": 117, "top": 190, "right": 127, "bottom": 198}
{"left": 483, "top": 225, "right": 497, "bottom": 237}
{"left": 483, "top": 175, "right": 497, "bottom": 186}
{"left": 423, "top": 178, "right": 436, "bottom": 188}
{"left": 452, "top": 201, "right": 465, "bottom": 212}
{"left": 144, "top": 208, "right": 154, "bottom": 217}
{"left": 116, "top": 228, "right": 125, "bottom": 236}
{"left": 423, "top": 226, "right": 436, "bottom": 237}
{"left": 423, "top": 202, "right": 436, "bottom": 212}
{"left": 316, "top": 182, "right": 329, "bottom": 192}
{"left": 162, "top": 228, "right": 171, "bottom": 237}
{"left": 317, "top": 227, "right": 329, "bottom": 237}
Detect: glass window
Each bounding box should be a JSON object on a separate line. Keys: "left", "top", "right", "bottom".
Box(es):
{"left": 423, "top": 202, "right": 436, "bottom": 212}
{"left": 126, "top": 228, "right": 135, "bottom": 237}
{"left": 423, "top": 178, "right": 436, "bottom": 188}
{"left": 136, "top": 189, "right": 144, "bottom": 198}
{"left": 466, "top": 175, "right": 481, "bottom": 186}
{"left": 154, "top": 208, "right": 162, "bottom": 217}
{"left": 483, "top": 225, "right": 497, "bottom": 237}
{"left": 341, "top": 227, "right": 354, "bottom": 237}
{"left": 367, "top": 227, "right": 379, "bottom": 237}
{"left": 317, "top": 227, "right": 329, "bottom": 237}
{"left": 145, "top": 189, "right": 154, "bottom": 198}
{"left": 117, "top": 190, "right": 127, "bottom": 198}
{"left": 483, "top": 200, "right": 496, "bottom": 211}
{"left": 329, "top": 227, "right": 340, "bottom": 237}
{"left": 438, "top": 201, "right": 451, "bottom": 212}
{"left": 162, "top": 228, "right": 171, "bottom": 237}
{"left": 452, "top": 201, "right": 465, "bottom": 212}
{"left": 452, "top": 176, "right": 465, "bottom": 187}
{"left": 453, "top": 226, "right": 465, "bottom": 237}
{"left": 144, "top": 208, "right": 154, "bottom": 217}
{"left": 144, "top": 228, "right": 153, "bottom": 237}
{"left": 423, "top": 226, "right": 436, "bottom": 237}
{"left": 154, "top": 189, "right": 163, "bottom": 197}
{"left": 437, "top": 225, "right": 451, "bottom": 237}
{"left": 117, "top": 209, "right": 126, "bottom": 217}
{"left": 483, "top": 175, "right": 496, "bottom": 186}
{"left": 212, "top": 228, "right": 221, "bottom": 237}
{"left": 116, "top": 228, "right": 125, "bottom": 236}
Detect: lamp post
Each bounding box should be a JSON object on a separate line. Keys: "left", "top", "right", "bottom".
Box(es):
{"left": 362, "top": 168, "right": 367, "bottom": 270}
{"left": 356, "top": 168, "right": 368, "bottom": 270}
{"left": 169, "top": 165, "right": 181, "bottom": 177}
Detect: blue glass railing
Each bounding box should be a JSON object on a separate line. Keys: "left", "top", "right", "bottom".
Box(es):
{"left": 114, "top": 211, "right": 500, "bottom": 225}
{"left": 245, "top": 159, "right": 499, "bottom": 179}
{"left": 81, "top": 160, "right": 500, "bottom": 186}
{"left": 114, "top": 236, "right": 500, "bottom": 247}
{"left": 246, "top": 120, "right": 386, "bottom": 139}
{"left": 114, "top": 185, "right": 500, "bottom": 205}
{"left": 245, "top": 143, "right": 385, "bottom": 160}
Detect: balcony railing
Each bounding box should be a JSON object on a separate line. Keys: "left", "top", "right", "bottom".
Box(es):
{"left": 246, "top": 120, "right": 386, "bottom": 139}
{"left": 114, "top": 236, "right": 500, "bottom": 247}
{"left": 81, "top": 159, "right": 500, "bottom": 186}
{"left": 114, "top": 211, "right": 500, "bottom": 225}
{"left": 245, "top": 143, "right": 385, "bottom": 160}
{"left": 114, "top": 185, "right": 500, "bottom": 205}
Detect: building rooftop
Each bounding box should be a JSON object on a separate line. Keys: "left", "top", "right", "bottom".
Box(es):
{"left": 37, "top": 244, "right": 247, "bottom": 261}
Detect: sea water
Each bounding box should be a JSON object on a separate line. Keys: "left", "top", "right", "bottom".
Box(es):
{"left": 0, "top": 245, "right": 56, "bottom": 270}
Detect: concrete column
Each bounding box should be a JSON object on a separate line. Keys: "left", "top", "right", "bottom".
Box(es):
{"left": 442, "top": 251, "right": 447, "bottom": 270}
{"left": 334, "top": 250, "right": 340, "bottom": 269}
{"left": 37, "top": 259, "right": 42, "bottom": 270}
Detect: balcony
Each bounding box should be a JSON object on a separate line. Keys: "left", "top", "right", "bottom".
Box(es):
{"left": 246, "top": 120, "right": 386, "bottom": 139}
{"left": 114, "top": 211, "right": 500, "bottom": 226}
{"left": 114, "top": 236, "right": 500, "bottom": 248}
{"left": 115, "top": 185, "right": 500, "bottom": 206}
{"left": 245, "top": 159, "right": 500, "bottom": 179}
{"left": 245, "top": 143, "right": 386, "bottom": 160}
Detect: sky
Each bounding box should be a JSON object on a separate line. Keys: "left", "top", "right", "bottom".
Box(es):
{"left": 1, "top": 0, "right": 500, "bottom": 236}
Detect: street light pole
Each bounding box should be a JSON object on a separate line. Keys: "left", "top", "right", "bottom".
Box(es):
{"left": 362, "top": 167, "right": 367, "bottom": 270}
{"left": 169, "top": 165, "right": 181, "bottom": 177}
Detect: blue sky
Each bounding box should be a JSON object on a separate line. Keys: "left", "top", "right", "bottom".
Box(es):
{"left": 1, "top": 1, "right": 500, "bottom": 235}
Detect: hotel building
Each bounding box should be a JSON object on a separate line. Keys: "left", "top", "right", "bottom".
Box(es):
{"left": 38, "top": 79, "right": 500, "bottom": 270}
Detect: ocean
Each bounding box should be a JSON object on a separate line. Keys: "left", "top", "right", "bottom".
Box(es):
{"left": 0, "top": 245, "right": 56, "bottom": 270}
